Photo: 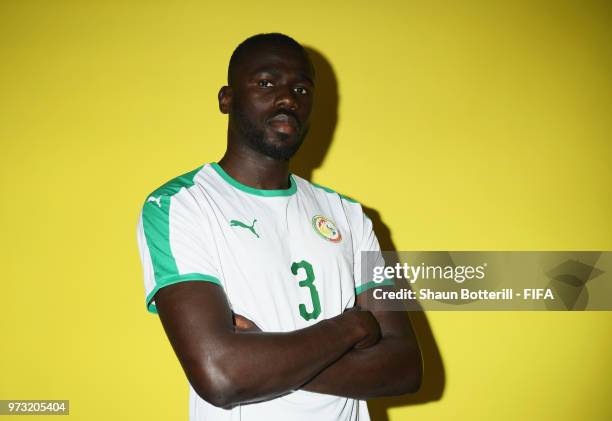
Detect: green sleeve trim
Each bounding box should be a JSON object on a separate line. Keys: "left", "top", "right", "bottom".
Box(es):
{"left": 355, "top": 279, "right": 395, "bottom": 295}
{"left": 143, "top": 165, "right": 204, "bottom": 284}
{"left": 142, "top": 195, "right": 178, "bottom": 284}
{"left": 211, "top": 162, "right": 297, "bottom": 197}
{"left": 146, "top": 273, "right": 223, "bottom": 314}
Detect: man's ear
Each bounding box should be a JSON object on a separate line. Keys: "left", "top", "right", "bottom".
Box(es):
{"left": 218, "top": 86, "right": 232, "bottom": 114}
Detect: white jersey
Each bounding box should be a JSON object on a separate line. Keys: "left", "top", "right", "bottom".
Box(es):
{"left": 136, "top": 162, "right": 391, "bottom": 421}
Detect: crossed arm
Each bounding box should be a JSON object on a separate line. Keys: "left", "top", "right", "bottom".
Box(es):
{"left": 154, "top": 281, "right": 422, "bottom": 408}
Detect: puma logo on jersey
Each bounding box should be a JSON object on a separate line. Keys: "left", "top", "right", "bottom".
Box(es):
{"left": 147, "top": 196, "right": 162, "bottom": 208}
{"left": 230, "top": 219, "right": 259, "bottom": 238}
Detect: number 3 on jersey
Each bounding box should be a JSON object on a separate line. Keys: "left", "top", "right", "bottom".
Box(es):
{"left": 291, "top": 260, "right": 321, "bottom": 321}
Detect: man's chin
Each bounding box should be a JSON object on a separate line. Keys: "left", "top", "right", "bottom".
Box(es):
{"left": 263, "top": 145, "right": 303, "bottom": 161}
{"left": 255, "top": 136, "right": 304, "bottom": 161}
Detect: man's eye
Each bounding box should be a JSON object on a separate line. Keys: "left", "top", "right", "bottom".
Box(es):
{"left": 294, "top": 87, "right": 308, "bottom": 95}
{"left": 258, "top": 80, "right": 274, "bottom": 88}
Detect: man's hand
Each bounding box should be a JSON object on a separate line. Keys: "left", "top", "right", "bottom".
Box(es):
{"left": 342, "top": 306, "right": 381, "bottom": 349}
{"left": 233, "top": 307, "right": 381, "bottom": 349}
{"left": 300, "top": 287, "right": 423, "bottom": 398}
{"left": 233, "top": 313, "right": 261, "bottom": 332}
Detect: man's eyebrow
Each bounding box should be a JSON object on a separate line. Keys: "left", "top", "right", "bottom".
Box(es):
{"left": 250, "top": 67, "right": 314, "bottom": 84}
{"left": 300, "top": 73, "right": 314, "bottom": 85}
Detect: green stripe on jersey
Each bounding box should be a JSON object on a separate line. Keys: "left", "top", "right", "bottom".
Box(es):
{"left": 142, "top": 166, "right": 202, "bottom": 284}
{"left": 311, "top": 182, "right": 358, "bottom": 203}
{"left": 355, "top": 279, "right": 395, "bottom": 295}
{"left": 146, "top": 273, "right": 222, "bottom": 314}
{"left": 211, "top": 162, "right": 297, "bottom": 197}
{"left": 150, "top": 165, "right": 203, "bottom": 197}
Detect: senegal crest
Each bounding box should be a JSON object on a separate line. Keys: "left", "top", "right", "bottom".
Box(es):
{"left": 312, "top": 215, "right": 342, "bottom": 243}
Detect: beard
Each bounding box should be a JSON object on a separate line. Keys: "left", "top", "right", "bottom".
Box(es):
{"left": 232, "top": 107, "right": 307, "bottom": 161}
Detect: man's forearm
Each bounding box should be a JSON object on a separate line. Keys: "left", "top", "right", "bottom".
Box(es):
{"left": 194, "top": 310, "right": 377, "bottom": 408}
{"left": 212, "top": 317, "right": 354, "bottom": 405}
{"left": 300, "top": 335, "right": 422, "bottom": 399}
{"left": 156, "top": 283, "right": 382, "bottom": 409}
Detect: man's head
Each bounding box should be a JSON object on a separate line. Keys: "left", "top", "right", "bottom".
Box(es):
{"left": 219, "top": 33, "right": 315, "bottom": 161}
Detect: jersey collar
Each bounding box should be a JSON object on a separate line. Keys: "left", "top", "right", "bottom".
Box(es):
{"left": 210, "top": 162, "right": 297, "bottom": 197}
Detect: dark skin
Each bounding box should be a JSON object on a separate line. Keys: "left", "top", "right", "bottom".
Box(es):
{"left": 217, "top": 43, "right": 314, "bottom": 188}
{"left": 154, "top": 42, "right": 422, "bottom": 409}
{"left": 234, "top": 289, "right": 422, "bottom": 399}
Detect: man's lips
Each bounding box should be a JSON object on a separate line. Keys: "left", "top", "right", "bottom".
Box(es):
{"left": 266, "top": 112, "right": 299, "bottom": 134}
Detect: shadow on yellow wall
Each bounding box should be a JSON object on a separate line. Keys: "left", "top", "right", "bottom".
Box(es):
{"left": 292, "top": 47, "right": 446, "bottom": 420}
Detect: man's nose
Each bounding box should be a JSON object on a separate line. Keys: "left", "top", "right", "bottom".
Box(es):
{"left": 274, "top": 86, "right": 298, "bottom": 111}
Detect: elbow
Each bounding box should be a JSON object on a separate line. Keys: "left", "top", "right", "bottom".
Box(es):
{"left": 193, "top": 376, "right": 241, "bottom": 409}
{"left": 406, "top": 347, "right": 424, "bottom": 394}
{"left": 394, "top": 347, "right": 423, "bottom": 395}
{"left": 403, "top": 361, "right": 423, "bottom": 395}
{"left": 189, "top": 357, "right": 243, "bottom": 409}
{"left": 195, "top": 385, "right": 237, "bottom": 410}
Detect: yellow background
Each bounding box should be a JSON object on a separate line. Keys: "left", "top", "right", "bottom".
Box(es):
{"left": 1, "top": 1, "right": 611, "bottom": 420}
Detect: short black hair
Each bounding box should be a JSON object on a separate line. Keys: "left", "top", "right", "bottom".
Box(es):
{"left": 227, "top": 33, "right": 311, "bottom": 85}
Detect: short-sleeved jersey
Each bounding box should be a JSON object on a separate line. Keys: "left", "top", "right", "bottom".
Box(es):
{"left": 136, "top": 162, "right": 391, "bottom": 421}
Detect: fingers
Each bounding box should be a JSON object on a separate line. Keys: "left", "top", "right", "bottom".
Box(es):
{"left": 233, "top": 313, "right": 261, "bottom": 332}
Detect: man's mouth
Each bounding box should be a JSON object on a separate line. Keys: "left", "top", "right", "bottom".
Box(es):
{"left": 267, "top": 112, "right": 299, "bottom": 135}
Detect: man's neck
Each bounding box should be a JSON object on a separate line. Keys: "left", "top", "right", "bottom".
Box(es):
{"left": 218, "top": 147, "right": 291, "bottom": 190}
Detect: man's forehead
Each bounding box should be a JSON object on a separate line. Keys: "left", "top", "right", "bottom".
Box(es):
{"left": 249, "top": 64, "right": 314, "bottom": 83}
{"left": 237, "top": 45, "right": 314, "bottom": 79}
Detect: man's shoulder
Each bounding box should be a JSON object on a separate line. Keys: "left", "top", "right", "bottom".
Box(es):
{"left": 144, "top": 164, "right": 206, "bottom": 201}
{"left": 293, "top": 174, "right": 361, "bottom": 207}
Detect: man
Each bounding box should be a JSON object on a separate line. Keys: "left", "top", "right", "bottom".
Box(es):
{"left": 137, "top": 33, "right": 422, "bottom": 421}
